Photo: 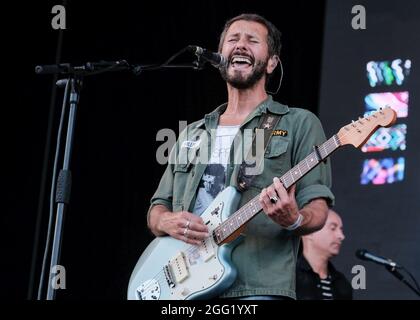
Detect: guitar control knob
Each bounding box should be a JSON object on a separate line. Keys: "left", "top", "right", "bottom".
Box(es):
{"left": 181, "top": 288, "right": 190, "bottom": 296}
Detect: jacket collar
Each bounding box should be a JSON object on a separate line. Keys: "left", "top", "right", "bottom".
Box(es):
{"left": 198, "top": 95, "right": 289, "bottom": 130}
{"left": 297, "top": 254, "right": 339, "bottom": 281}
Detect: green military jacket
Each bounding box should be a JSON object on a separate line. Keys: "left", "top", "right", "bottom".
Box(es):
{"left": 148, "top": 96, "right": 334, "bottom": 299}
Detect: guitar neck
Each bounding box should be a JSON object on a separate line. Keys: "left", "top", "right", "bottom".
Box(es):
{"left": 213, "top": 134, "right": 342, "bottom": 244}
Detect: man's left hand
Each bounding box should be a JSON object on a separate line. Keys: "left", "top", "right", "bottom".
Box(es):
{"left": 259, "top": 177, "right": 300, "bottom": 227}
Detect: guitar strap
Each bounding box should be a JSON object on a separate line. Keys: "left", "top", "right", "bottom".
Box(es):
{"left": 237, "top": 112, "right": 281, "bottom": 192}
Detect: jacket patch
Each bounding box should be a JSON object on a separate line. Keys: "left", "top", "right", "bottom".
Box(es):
{"left": 272, "top": 129, "right": 288, "bottom": 137}
{"left": 182, "top": 140, "right": 201, "bottom": 149}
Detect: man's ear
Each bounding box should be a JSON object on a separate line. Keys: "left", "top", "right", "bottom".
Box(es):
{"left": 267, "top": 55, "right": 279, "bottom": 74}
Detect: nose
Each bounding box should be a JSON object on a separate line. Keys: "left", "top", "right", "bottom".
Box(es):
{"left": 234, "top": 36, "right": 248, "bottom": 52}
{"left": 337, "top": 229, "right": 345, "bottom": 241}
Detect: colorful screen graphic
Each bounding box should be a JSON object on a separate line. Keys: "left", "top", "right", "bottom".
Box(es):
{"left": 361, "top": 124, "right": 407, "bottom": 152}
{"left": 319, "top": 1, "right": 420, "bottom": 300}
{"left": 360, "top": 157, "right": 405, "bottom": 185}
{"left": 367, "top": 59, "right": 411, "bottom": 87}
{"left": 364, "top": 91, "right": 409, "bottom": 118}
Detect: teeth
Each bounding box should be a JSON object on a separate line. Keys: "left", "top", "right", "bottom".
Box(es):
{"left": 231, "top": 56, "right": 252, "bottom": 64}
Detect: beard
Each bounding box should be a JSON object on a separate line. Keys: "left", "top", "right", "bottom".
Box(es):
{"left": 220, "top": 58, "right": 268, "bottom": 90}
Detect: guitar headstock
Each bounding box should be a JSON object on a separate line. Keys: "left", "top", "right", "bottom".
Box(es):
{"left": 338, "top": 107, "right": 397, "bottom": 148}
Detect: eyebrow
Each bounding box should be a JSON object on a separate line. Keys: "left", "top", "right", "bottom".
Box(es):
{"left": 227, "top": 32, "right": 260, "bottom": 40}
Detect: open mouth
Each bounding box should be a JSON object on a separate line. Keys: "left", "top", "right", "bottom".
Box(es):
{"left": 230, "top": 55, "right": 253, "bottom": 69}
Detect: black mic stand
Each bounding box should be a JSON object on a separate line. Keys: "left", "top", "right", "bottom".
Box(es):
{"left": 38, "top": 61, "right": 134, "bottom": 300}
{"left": 385, "top": 265, "right": 420, "bottom": 298}
{"left": 46, "top": 76, "right": 81, "bottom": 300}
{"left": 36, "top": 52, "right": 205, "bottom": 300}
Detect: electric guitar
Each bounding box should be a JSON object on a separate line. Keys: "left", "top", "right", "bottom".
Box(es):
{"left": 127, "top": 107, "right": 396, "bottom": 300}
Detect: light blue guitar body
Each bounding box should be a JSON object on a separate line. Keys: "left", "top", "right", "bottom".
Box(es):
{"left": 127, "top": 186, "right": 242, "bottom": 300}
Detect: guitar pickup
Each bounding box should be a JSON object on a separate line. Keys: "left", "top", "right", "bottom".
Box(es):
{"left": 199, "top": 237, "right": 215, "bottom": 262}
{"left": 169, "top": 252, "right": 189, "bottom": 284}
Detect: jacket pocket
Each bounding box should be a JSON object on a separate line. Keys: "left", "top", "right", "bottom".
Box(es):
{"left": 251, "top": 138, "right": 289, "bottom": 189}
{"left": 172, "top": 162, "right": 194, "bottom": 211}
{"left": 264, "top": 137, "right": 289, "bottom": 158}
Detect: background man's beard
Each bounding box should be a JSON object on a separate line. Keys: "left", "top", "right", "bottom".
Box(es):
{"left": 220, "top": 59, "right": 268, "bottom": 89}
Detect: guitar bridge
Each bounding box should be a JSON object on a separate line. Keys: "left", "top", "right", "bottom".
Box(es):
{"left": 164, "top": 265, "right": 175, "bottom": 288}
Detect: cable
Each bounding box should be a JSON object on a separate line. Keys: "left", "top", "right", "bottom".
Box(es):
{"left": 139, "top": 46, "right": 193, "bottom": 72}
{"left": 37, "top": 79, "right": 70, "bottom": 300}
{"left": 402, "top": 266, "right": 420, "bottom": 292}
{"left": 267, "top": 58, "right": 284, "bottom": 96}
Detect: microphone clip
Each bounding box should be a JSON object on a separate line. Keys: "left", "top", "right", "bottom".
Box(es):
{"left": 188, "top": 46, "right": 206, "bottom": 71}
{"left": 188, "top": 45, "right": 226, "bottom": 70}
{"left": 192, "top": 55, "right": 206, "bottom": 71}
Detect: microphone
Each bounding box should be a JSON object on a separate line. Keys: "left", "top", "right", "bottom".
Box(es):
{"left": 188, "top": 45, "right": 227, "bottom": 68}
{"left": 356, "top": 249, "right": 401, "bottom": 269}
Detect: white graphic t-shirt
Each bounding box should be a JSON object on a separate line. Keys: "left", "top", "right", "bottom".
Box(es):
{"left": 193, "top": 125, "right": 240, "bottom": 215}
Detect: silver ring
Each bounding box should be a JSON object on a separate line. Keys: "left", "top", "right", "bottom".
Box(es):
{"left": 185, "top": 220, "right": 191, "bottom": 229}
{"left": 270, "top": 195, "right": 279, "bottom": 204}
{"left": 183, "top": 227, "right": 189, "bottom": 237}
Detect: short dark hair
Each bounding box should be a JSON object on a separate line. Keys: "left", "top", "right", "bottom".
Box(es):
{"left": 218, "top": 13, "right": 282, "bottom": 58}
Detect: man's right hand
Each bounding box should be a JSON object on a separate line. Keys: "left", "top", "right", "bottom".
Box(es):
{"left": 149, "top": 205, "right": 209, "bottom": 245}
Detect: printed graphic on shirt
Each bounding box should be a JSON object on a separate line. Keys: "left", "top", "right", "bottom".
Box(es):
{"left": 193, "top": 125, "right": 239, "bottom": 215}
{"left": 194, "top": 164, "right": 227, "bottom": 215}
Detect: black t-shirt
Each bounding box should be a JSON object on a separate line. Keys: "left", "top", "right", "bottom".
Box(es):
{"left": 296, "top": 255, "right": 353, "bottom": 300}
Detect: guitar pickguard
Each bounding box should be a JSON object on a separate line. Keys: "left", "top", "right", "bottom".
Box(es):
{"left": 128, "top": 186, "right": 241, "bottom": 300}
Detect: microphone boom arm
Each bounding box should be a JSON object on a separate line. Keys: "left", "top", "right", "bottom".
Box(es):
{"left": 385, "top": 266, "right": 420, "bottom": 297}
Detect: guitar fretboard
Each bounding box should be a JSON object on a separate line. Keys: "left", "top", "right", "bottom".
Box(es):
{"left": 213, "top": 134, "right": 341, "bottom": 244}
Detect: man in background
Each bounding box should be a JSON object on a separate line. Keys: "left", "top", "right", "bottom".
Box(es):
{"left": 296, "top": 209, "right": 353, "bottom": 300}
